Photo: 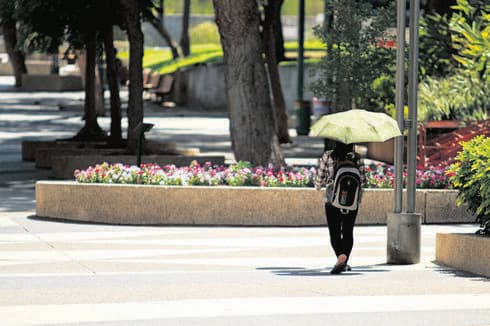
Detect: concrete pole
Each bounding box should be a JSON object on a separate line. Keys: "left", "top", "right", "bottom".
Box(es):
{"left": 393, "top": 0, "right": 406, "bottom": 214}
{"left": 297, "top": 0, "right": 305, "bottom": 102}
{"left": 387, "top": 0, "right": 422, "bottom": 265}
{"left": 407, "top": 0, "right": 421, "bottom": 213}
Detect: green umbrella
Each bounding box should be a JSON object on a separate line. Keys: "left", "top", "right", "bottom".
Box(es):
{"left": 309, "top": 109, "right": 402, "bottom": 144}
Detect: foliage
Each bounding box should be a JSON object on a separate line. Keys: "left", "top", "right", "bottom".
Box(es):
{"left": 0, "top": 0, "right": 14, "bottom": 24}
{"left": 419, "top": 13, "right": 455, "bottom": 78}
{"left": 450, "top": 0, "right": 490, "bottom": 83}
{"left": 447, "top": 135, "right": 490, "bottom": 235}
{"left": 310, "top": 0, "right": 396, "bottom": 112}
{"left": 362, "top": 47, "right": 398, "bottom": 112}
{"left": 190, "top": 21, "right": 220, "bottom": 45}
{"left": 75, "top": 160, "right": 452, "bottom": 189}
{"left": 418, "top": 0, "right": 490, "bottom": 122}
{"left": 14, "top": 0, "right": 127, "bottom": 52}
{"left": 385, "top": 104, "right": 409, "bottom": 120}
{"left": 418, "top": 0, "right": 488, "bottom": 79}
{"left": 14, "top": 0, "right": 67, "bottom": 53}
{"left": 418, "top": 72, "right": 489, "bottom": 121}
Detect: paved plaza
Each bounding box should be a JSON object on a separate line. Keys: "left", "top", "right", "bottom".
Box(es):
{"left": 1, "top": 77, "right": 490, "bottom": 325}
{"left": 1, "top": 215, "right": 489, "bottom": 325}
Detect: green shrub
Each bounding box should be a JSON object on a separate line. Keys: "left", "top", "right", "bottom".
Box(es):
{"left": 447, "top": 135, "right": 490, "bottom": 235}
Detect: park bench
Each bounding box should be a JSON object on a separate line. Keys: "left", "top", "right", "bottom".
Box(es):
{"left": 149, "top": 73, "right": 175, "bottom": 102}
{"left": 143, "top": 70, "right": 160, "bottom": 91}
{"left": 142, "top": 69, "right": 151, "bottom": 89}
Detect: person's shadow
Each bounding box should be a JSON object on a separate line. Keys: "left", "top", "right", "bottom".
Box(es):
{"left": 256, "top": 265, "right": 391, "bottom": 277}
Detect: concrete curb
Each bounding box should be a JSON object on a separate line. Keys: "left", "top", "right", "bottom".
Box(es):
{"left": 22, "top": 141, "right": 107, "bottom": 162}
{"left": 36, "top": 182, "right": 474, "bottom": 226}
{"left": 21, "top": 74, "right": 83, "bottom": 91}
{"left": 436, "top": 233, "right": 490, "bottom": 277}
{"left": 35, "top": 148, "right": 129, "bottom": 169}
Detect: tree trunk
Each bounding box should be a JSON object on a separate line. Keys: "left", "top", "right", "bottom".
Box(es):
{"left": 180, "top": 0, "right": 191, "bottom": 57}
{"left": 103, "top": 25, "right": 123, "bottom": 146}
{"left": 2, "top": 20, "right": 27, "bottom": 88}
{"left": 95, "top": 62, "right": 105, "bottom": 117}
{"left": 213, "top": 0, "right": 283, "bottom": 165}
{"left": 262, "top": 0, "right": 291, "bottom": 144}
{"left": 272, "top": 0, "right": 286, "bottom": 63}
{"left": 334, "top": 76, "right": 353, "bottom": 112}
{"left": 150, "top": 0, "right": 181, "bottom": 59}
{"left": 74, "top": 33, "right": 107, "bottom": 141}
{"left": 77, "top": 50, "right": 104, "bottom": 116}
{"left": 121, "top": 0, "right": 144, "bottom": 153}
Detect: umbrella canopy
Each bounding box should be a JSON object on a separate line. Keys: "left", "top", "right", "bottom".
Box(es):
{"left": 309, "top": 109, "right": 402, "bottom": 144}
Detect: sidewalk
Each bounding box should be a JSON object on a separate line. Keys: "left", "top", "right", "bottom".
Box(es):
{"left": 1, "top": 77, "right": 489, "bottom": 325}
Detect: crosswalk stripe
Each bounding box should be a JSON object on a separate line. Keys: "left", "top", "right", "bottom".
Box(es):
{"left": 1, "top": 294, "right": 490, "bottom": 325}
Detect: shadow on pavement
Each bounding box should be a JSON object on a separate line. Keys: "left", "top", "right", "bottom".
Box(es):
{"left": 431, "top": 261, "right": 490, "bottom": 281}
{"left": 257, "top": 265, "right": 390, "bottom": 277}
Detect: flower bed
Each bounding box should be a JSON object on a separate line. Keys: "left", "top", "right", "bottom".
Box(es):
{"left": 74, "top": 161, "right": 452, "bottom": 189}
{"left": 75, "top": 161, "right": 315, "bottom": 187}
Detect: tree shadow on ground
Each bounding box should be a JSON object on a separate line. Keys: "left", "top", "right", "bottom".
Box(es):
{"left": 0, "top": 189, "right": 36, "bottom": 212}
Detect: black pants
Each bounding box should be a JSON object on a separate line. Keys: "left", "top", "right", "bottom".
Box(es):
{"left": 325, "top": 204, "right": 358, "bottom": 261}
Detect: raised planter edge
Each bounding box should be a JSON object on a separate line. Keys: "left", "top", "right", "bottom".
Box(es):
{"left": 36, "top": 182, "right": 473, "bottom": 226}
{"left": 436, "top": 233, "right": 490, "bottom": 278}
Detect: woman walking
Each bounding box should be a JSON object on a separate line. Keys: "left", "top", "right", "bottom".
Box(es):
{"left": 315, "top": 141, "right": 364, "bottom": 274}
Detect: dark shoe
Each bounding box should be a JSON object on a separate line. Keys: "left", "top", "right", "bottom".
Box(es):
{"left": 344, "top": 264, "right": 352, "bottom": 272}
{"left": 330, "top": 262, "right": 346, "bottom": 274}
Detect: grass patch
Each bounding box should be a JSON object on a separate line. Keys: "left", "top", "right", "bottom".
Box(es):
{"left": 161, "top": 0, "right": 324, "bottom": 16}
{"left": 284, "top": 40, "right": 325, "bottom": 51}
{"left": 120, "top": 41, "right": 324, "bottom": 74}
{"left": 150, "top": 51, "right": 223, "bottom": 74}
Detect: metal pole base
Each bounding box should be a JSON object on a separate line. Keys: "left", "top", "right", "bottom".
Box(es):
{"left": 387, "top": 212, "right": 422, "bottom": 264}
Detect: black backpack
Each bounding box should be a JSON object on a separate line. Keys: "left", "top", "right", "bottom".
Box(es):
{"left": 331, "top": 154, "right": 361, "bottom": 214}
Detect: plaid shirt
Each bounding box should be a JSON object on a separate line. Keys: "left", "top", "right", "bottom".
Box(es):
{"left": 314, "top": 150, "right": 365, "bottom": 191}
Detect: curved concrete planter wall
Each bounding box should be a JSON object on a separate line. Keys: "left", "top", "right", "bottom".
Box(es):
{"left": 436, "top": 233, "right": 490, "bottom": 277}
{"left": 172, "top": 64, "right": 316, "bottom": 113}
{"left": 36, "top": 182, "right": 473, "bottom": 226}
